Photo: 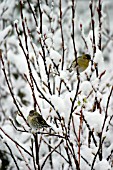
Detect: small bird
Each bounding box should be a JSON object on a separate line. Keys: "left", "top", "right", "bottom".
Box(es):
{"left": 67, "top": 54, "right": 91, "bottom": 73}
{"left": 27, "top": 110, "right": 50, "bottom": 131}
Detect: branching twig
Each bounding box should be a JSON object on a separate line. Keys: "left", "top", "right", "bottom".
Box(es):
{"left": 9, "top": 118, "right": 28, "bottom": 133}
{"left": 20, "top": 1, "right": 38, "bottom": 110}
{"left": 80, "top": 24, "right": 88, "bottom": 50}
{"left": 102, "top": 86, "right": 113, "bottom": 132}
{"left": 32, "top": 75, "right": 61, "bottom": 120}
{"left": 41, "top": 139, "right": 64, "bottom": 170}
{"left": 91, "top": 86, "right": 113, "bottom": 169}
{"left": 43, "top": 138, "right": 69, "bottom": 164}
{"left": 27, "top": 0, "right": 38, "bottom": 27}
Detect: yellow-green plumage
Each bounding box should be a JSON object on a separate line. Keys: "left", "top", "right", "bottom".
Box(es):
{"left": 27, "top": 110, "right": 50, "bottom": 130}
{"left": 67, "top": 54, "right": 91, "bottom": 73}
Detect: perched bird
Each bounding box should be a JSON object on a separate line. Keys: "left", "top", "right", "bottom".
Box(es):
{"left": 67, "top": 54, "right": 91, "bottom": 73}
{"left": 27, "top": 110, "right": 50, "bottom": 131}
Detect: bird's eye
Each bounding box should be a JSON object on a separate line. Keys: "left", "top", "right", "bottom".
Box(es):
{"left": 86, "top": 54, "right": 91, "bottom": 60}
{"left": 29, "top": 110, "right": 35, "bottom": 116}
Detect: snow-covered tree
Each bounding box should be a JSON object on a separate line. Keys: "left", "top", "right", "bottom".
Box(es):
{"left": 0, "top": 0, "right": 113, "bottom": 169}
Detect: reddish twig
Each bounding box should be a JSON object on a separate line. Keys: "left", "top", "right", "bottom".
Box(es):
{"left": 16, "top": 144, "right": 31, "bottom": 170}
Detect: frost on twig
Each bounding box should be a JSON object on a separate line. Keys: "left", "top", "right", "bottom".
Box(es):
{"left": 0, "top": 0, "right": 113, "bottom": 169}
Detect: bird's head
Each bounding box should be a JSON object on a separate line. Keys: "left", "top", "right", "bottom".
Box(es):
{"left": 82, "top": 54, "right": 91, "bottom": 61}
{"left": 29, "top": 110, "right": 38, "bottom": 117}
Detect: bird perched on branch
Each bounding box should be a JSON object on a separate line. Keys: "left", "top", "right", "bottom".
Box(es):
{"left": 27, "top": 110, "right": 51, "bottom": 131}
{"left": 67, "top": 54, "right": 91, "bottom": 73}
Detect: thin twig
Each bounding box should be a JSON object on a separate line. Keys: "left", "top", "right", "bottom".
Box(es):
{"left": 4, "top": 142, "right": 20, "bottom": 170}
{"left": 9, "top": 118, "right": 28, "bottom": 133}
{"left": 0, "top": 127, "right": 32, "bottom": 157}
{"left": 97, "top": 0, "right": 102, "bottom": 50}
{"left": 59, "top": 0, "right": 65, "bottom": 70}
{"left": 91, "top": 87, "right": 113, "bottom": 169}
{"left": 66, "top": 138, "right": 80, "bottom": 170}
{"left": 68, "top": 76, "right": 80, "bottom": 134}
{"left": 89, "top": 0, "right": 96, "bottom": 54}
{"left": 82, "top": 115, "right": 97, "bottom": 147}
{"left": 30, "top": 138, "right": 37, "bottom": 170}
{"left": 43, "top": 138, "right": 69, "bottom": 164}
{"left": 41, "top": 139, "right": 63, "bottom": 170}
{"left": 78, "top": 110, "right": 83, "bottom": 167}
{"left": 71, "top": 0, "right": 77, "bottom": 59}
{"left": 37, "top": 0, "right": 42, "bottom": 34}
{"left": 33, "top": 133, "right": 40, "bottom": 170}
{"left": 27, "top": 0, "right": 38, "bottom": 27}
{"left": 32, "top": 75, "right": 61, "bottom": 120}
{"left": 0, "top": 51, "right": 28, "bottom": 125}
{"left": 20, "top": 1, "right": 38, "bottom": 110}
{"left": 16, "top": 144, "right": 31, "bottom": 170}
{"left": 102, "top": 86, "right": 113, "bottom": 132}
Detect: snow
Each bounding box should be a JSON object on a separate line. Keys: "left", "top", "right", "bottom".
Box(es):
{"left": 50, "top": 49, "right": 61, "bottom": 65}
{"left": 94, "top": 49, "right": 105, "bottom": 73}
{"left": 84, "top": 110, "right": 104, "bottom": 134}
{"left": 60, "top": 70, "right": 68, "bottom": 80}
{"left": 16, "top": 113, "right": 27, "bottom": 126}
{"left": 42, "top": 25, "right": 48, "bottom": 35}
{"left": 94, "top": 49, "right": 104, "bottom": 64}
{"left": 94, "top": 159, "right": 111, "bottom": 170}
{"left": 50, "top": 95, "right": 66, "bottom": 113}
{"left": 80, "top": 81, "right": 93, "bottom": 96}
{"left": 1, "top": 0, "right": 113, "bottom": 169}
{"left": 0, "top": 25, "right": 12, "bottom": 44}
{"left": 45, "top": 37, "right": 52, "bottom": 48}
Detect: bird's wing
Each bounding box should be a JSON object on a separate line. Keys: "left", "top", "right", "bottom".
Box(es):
{"left": 78, "top": 57, "right": 89, "bottom": 68}
{"left": 38, "top": 114, "right": 50, "bottom": 127}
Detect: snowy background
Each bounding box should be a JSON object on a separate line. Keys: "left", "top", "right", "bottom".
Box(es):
{"left": 0, "top": 0, "right": 113, "bottom": 169}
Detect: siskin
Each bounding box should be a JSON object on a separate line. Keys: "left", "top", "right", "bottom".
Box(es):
{"left": 67, "top": 54, "right": 91, "bottom": 73}
{"left": 27, "top": 110, "right": 50, "bottom": 131}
